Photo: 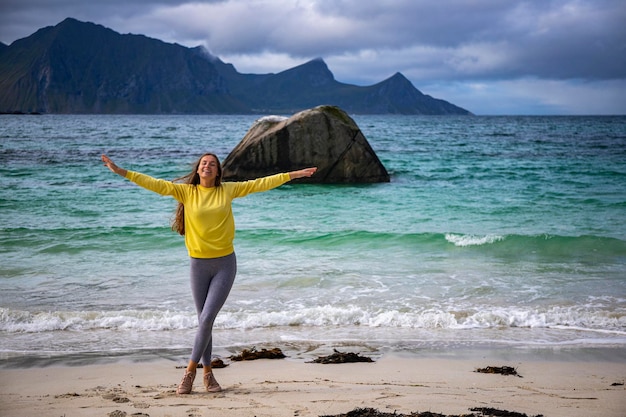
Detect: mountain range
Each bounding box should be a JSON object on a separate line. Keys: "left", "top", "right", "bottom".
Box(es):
{"left": 0, "top": 18, "right": 472, "bottom": 115}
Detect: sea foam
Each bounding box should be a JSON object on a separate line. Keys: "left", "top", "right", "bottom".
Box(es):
{"left": 445, "top": 233, "right": 505, "bottom": 246}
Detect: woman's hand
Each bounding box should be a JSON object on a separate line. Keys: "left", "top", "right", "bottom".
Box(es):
{"left": 101, "top": 154, "right": 128, "bottom": 177}
{"left": 289, "top": 167, "right": 318, "bottom": 180}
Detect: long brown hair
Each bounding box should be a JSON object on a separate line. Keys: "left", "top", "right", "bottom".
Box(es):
{"left": 172, "top": 153, "right": 222, "bottom": 236}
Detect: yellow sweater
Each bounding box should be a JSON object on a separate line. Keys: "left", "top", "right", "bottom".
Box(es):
{"left": 125, "top": 171, "right": 291, "bottom": 258}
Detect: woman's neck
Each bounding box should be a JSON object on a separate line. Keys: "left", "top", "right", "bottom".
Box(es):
{"left": 199, "top": 178, "right": 216, "bottom": 188}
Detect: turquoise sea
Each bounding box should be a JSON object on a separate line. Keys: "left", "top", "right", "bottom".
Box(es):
{"left": 1, "top": 114, "right": 625, "bottom": 367}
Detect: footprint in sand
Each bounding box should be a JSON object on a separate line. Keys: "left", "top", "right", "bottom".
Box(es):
{"left": 186, "top": 407, "right": 201, "bottom": 417}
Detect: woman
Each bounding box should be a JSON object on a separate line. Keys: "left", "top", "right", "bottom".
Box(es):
{"left": 101, "top": 153, "right": 317, "bottom": 394}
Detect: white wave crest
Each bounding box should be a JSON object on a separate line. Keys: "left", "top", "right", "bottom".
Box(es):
{"left": 0, "top": 308, "right": 195, "bottom": 333}
{"left": 445, "top": 233, "right": 504, "bottom": 246}
{"left": 213, "top": 304, "right": 626, "bottom": 334}
{"left": 2, "top": 305, "right": 624, "bottom": 335}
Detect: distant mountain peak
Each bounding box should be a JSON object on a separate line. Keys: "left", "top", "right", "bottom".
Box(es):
{"left": 278, "top": 57, "right": 335, "bottom": 85}
{"left": 293, "top": 57, "right": 331, "bottom": 71}
{"left": 192, "top": 45, "right": 218, "bottom": 60}
{"left": 390, "top": 72, "right": 408, "bottom": 80}
{"left": 379, "top": 72, "right": 425, "bottom": 95}
{"left": 55, "top": 17, "right": 109, "bottom": 35}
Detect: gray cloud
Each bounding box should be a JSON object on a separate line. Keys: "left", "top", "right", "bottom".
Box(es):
{"left": 1, "top": 0, "right": 625, "bottom": 114}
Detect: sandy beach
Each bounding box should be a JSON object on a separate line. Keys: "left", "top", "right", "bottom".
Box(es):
{"left": 1, "top": 349, "right": 624, "bottom": 417}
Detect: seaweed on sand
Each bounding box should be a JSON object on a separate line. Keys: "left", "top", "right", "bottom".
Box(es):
{"left": 229, "top": 347, "right": 286, "bottom": 361}
{"left": 320, "top": 407, "right": 543, "bottom": 417}
{"left": 475, "top": 366, "right": 522, "bottom": 377}
{"left": 309, "top": 349, "right": 375, "bottom": 364}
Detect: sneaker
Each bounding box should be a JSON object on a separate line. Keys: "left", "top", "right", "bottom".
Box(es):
{"left": 204, "top": 371, "right": 222, "bottom": 392}
{"left": 177, "top": 370, "right": 196, "bottom": 394}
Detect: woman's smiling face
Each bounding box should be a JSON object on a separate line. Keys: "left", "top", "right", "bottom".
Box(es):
{"left": 197, "top": 154, "right": 219, "bottom": 186}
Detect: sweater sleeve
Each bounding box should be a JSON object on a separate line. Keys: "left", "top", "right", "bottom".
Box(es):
{"left": 125, "top": 171, "right": 187, "bottom": 201}
{"left": 229, "top": 173, "right": 292, "bottom": 198}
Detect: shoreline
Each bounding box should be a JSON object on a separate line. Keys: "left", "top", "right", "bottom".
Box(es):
{"left": 2, "top": 342, "right": 626, "bottom": 369}
{"left": 1, "top": 347, "right": 624, "bottom": 417}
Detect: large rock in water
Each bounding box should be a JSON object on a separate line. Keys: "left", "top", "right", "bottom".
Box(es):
{"left": 222, "top": 106, "right": 390, "bottom": 183}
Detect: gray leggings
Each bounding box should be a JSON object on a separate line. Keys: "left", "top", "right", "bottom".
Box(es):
{"left": 189, "top": 253, "right": 237, "bottom": 366}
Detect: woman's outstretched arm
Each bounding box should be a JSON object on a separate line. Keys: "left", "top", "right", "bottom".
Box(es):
{"left": 102, "top": 154, "right": 128, "bottom": 177}
{"left": 288, "top": 167, "right": 317, "bottom": 180}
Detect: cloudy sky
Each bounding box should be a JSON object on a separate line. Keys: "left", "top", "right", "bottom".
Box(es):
{"left": 1, "top": 0, "right": 625, "bottom": 115}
